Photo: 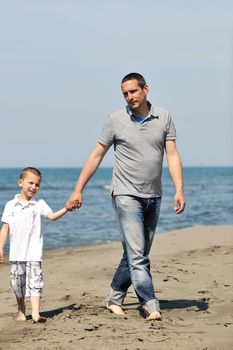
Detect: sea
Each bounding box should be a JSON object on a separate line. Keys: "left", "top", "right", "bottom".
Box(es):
{"left": 0, "top": 167, "right": 232, "bottom": 253}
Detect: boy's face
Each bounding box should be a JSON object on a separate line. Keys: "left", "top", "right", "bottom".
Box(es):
{"left": 18, "top": 172, "right": 41, "bottom": 200}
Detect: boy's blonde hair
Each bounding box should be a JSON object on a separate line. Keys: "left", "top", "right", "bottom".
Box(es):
{"left": 19, "top": 167, "right": 42, "bottom": 180}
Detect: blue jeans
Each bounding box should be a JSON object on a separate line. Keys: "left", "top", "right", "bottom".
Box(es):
{"left": 108, "top": 195, "right": 161, "bottom": 313}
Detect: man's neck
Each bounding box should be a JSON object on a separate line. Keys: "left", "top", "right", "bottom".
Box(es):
{"left": 131, "top": 101, "right": 149, "bottom": 118}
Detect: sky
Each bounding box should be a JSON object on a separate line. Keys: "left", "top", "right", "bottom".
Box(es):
{"left": 0, "top": 0, "right": 232, "bottom": 167}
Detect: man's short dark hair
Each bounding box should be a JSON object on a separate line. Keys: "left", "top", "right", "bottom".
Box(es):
{"left": 121, "top": 73, "right": 147, "bottom": 88}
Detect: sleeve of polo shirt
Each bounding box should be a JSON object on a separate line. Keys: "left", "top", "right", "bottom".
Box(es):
{"left": 39, "top": 199, "right": 52, "bottom": 218}
{"left": 165, "top": 113, "right": 176, "bottom": 140}
{"left": 98, "top": 115, "right": 114, "bottom": 147}
{"left": 1, "top": 203, "right": 10, "bottom": 224}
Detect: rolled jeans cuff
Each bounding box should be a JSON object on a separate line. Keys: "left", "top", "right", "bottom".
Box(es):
{"left": 144, "top": 298, "right": 161, "bottom": 313}
{"left": 107, "top": 287, "right": 127, "bottom": 306}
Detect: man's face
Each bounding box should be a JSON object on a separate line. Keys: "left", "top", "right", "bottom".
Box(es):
{"left": 121, "top": 79, "right": 149, "bottom": 112}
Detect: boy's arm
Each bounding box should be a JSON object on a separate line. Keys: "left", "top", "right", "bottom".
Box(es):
{"left": 46, "top": 207, "right": 68, "bottom": 221}
{"left": 0, "top": 223, "right": 9, "bottom": 263}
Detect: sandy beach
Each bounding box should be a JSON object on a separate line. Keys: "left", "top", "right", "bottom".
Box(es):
{"left": 0, "top": 225, "right": 232, "bottom": 350}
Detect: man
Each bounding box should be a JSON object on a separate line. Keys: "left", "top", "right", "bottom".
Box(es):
{"left": 66, "top": 72, "right": 185, "bottom": 320}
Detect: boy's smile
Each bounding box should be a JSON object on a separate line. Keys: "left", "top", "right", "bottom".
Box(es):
{"left": 18, "top": 173, "right": 41, "bottom": 201}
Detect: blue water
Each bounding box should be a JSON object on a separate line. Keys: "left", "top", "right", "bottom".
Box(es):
{"left": 0, "top": 167, "right": 232, "bottom": 252}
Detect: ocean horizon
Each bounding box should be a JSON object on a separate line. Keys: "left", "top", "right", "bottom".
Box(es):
{"left": 0, "top": 166, "right": 232, "bottom": 253}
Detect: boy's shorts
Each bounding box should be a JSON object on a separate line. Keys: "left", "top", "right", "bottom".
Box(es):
{"left": 10, "top": 261, "right": 44, "bottom": 297}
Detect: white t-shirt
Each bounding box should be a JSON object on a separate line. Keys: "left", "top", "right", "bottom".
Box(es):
{"left": 1, "top": 194, "right": 52, "bottom": 261}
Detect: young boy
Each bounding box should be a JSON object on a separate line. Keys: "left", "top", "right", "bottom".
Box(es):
{"left": 0, "top": 167, "right": 68, "bottom": 323}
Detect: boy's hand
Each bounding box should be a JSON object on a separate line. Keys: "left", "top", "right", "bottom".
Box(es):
{"left": 66, "top": 192, "right": 83, "bottom": 211}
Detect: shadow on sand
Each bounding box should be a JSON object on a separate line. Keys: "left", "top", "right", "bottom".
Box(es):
{"left": 26, "top": 303, "right": 80, "bottom": 321}
{"left": 160, "top": 299, "right": 208, "bottom": 311}
{"left": 123, "top": 298, "right": 208, "bottom": 319}
{"left": 26, "top": 299, "right": 208, "bottom": 321}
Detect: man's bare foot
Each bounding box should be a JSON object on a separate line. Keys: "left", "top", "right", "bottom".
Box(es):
{"left": 16, "top": 311, "right": 27, "bottom": 322}
{"left": 106, "top": 303, "right": 125, "bottom": 315}
{"left": 142, "top": 305, "right": 162, "bottom": 321}
{"left": 146, "top": 310, "right": 162, "bottom": 321}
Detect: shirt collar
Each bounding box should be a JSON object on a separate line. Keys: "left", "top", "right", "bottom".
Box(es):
{"left": 14, "top": 194, "right": 36, "bottom": 207}
{"left": 126, "top": 101, "right": 159, "bottom": 123}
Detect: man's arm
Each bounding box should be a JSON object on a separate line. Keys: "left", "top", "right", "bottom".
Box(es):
{"left": 0, "top": 223, "right": 9, "bottom": 263}
{"left": 66, "top": 142, "right": 110, "bottom": 210}
{"left": 165, "top": 140, "right": 185, "bottom": 214}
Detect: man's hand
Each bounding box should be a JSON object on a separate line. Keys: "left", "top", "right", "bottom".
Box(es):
{"left": 174, "top": 192, "right": 185, "bottom": 214}
{"left": 66, "top": 192, "right": 83, "bottom": 211}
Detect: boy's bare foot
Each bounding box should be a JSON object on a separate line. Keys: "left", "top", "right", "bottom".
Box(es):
{"left": 16, "top": 311, "right": 27, "bottom": 322}
{"left": 32, "top": 311, "right": 46, "bottom": 323}
{"left": 32, "top": 316, "right": 46, "bottom": 324}
{"left": 106, "top": 303, "right": 125, "bottom": 315}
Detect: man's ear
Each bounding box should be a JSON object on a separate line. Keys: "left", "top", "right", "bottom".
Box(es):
{"left": 143, "top": 84, "right": 149, "bottom": 95}
{"left": 18, "top": 179, "right": 23, "bottom": 188}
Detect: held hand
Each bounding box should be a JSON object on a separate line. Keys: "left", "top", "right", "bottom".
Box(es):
{"left": 174, "top": 192, "right": 185, "bottom": 214}
{"left": 66, "top": 192, "right": 83, "bottom": 211}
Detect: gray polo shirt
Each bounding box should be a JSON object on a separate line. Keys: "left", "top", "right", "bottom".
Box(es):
{"left": 98, "top": 103, "right": 176, "bottom": 198}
